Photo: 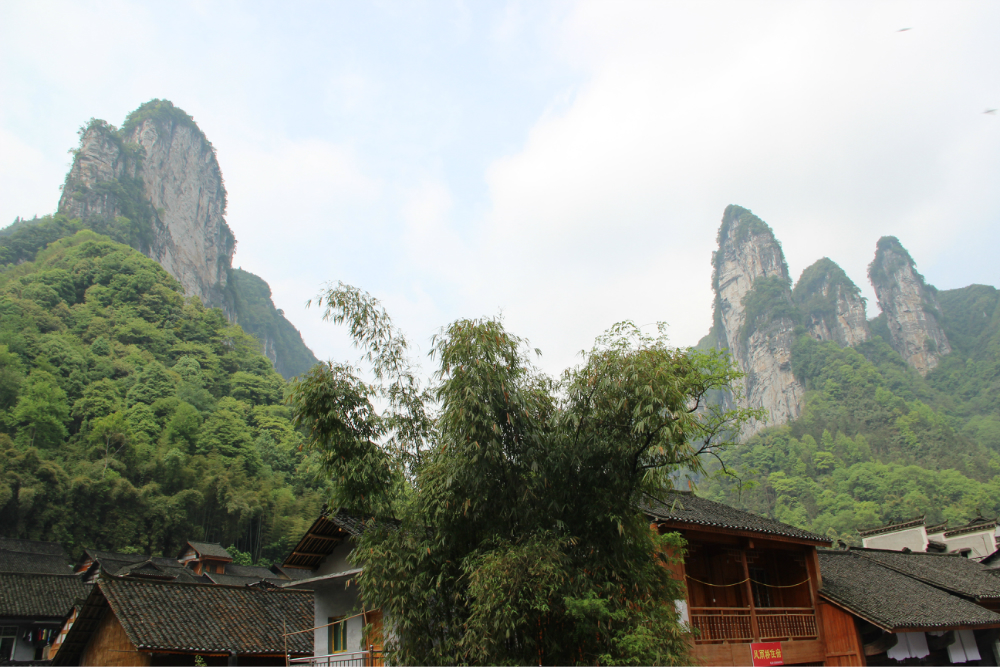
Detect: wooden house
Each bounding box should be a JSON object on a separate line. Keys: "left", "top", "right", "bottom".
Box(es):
{"left": 646, "top": 491, "right": 834, "bottom": 666}
{"left": 50, "top": 576, "right": 313, "bottom": 666}
{"left": 177, "top": 541, "right": 235, "bottom": 576}
{"left": 280, "top": 509, "right": 384, "bottom": 665}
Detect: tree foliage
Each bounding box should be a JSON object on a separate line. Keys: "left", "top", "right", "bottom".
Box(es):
{"left": 290, "top": 285, "right": 756, "bottom": 665}
{"left": 0, "top": 231, "right": 325, "bottom": 561}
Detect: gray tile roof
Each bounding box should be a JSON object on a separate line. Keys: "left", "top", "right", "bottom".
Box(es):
{"left": 186, "top": 541, "right": 232, "bottom": 559}
{"left": 0, "top": 573, "right": 88, "bottom": 618}
{"left": 856, "top": 548, "right": 1000, "bottom": 601}
{"left": 819, "top": 550, "right": 1000, "bottom": 631}
{"left": 204, "top": 573, "right": 280, "bottom": 587}
{"left": 0, "top": 538, "right": 66, "bottom": 557}
{"left": 78, "top": 578, "right": 309, "bottom": 657}
{"left": 642, "top": 492, "right": 830, "bottom": 544}
{"left": 83, "top": 549, "right": 146, "bottom": 564}
{"left": 0, "top": 550, "right": 73, "bottom": 575}
{"left": 225, "top": 564, "right": 275, "bottom": 579}
{"left": 325, "top": 508, "right": 365, "bottom": 537}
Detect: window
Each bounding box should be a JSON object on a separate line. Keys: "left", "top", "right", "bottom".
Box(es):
{"left": 1, "top": 626, "right": 16, "bottom": 661}
{"left": 328, "top": 617, "right": 347, "bottom": 653}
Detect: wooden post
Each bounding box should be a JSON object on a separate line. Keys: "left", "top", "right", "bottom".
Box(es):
{"left": 283, "top": 619, "right": 289, "bottom": 667}
{"left": 740, "top": 546, "right": 760, "bottom": 641}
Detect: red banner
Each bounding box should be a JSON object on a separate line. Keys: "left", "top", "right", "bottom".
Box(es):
{"left": 751, "top": 642, "right": 784, "bottom": 666}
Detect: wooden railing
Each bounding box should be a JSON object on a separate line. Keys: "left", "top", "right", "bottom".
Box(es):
{"left": 291, "top": 648, "right": 386, "bottom": 667}
{"left": 757, "top": 607, "right": 818, "bottom": 641}
{"left": 689, "top": 607, "right": 817, "bottom": 644}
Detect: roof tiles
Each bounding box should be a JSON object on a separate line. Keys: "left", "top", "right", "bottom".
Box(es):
{"left": 99, "top": 578, "right": 313, "bottom": 654}
{"left": 855, "top": 548, "right": 1000, "bottom": 601}
{"left": 643, "top": 492, "right": 830, "bottom": 544}
{"left": 819, "top": 550, "right": 1000, "bottom": 631}
{"left": 0, "top": 573, "right": 88, "bottom": 618}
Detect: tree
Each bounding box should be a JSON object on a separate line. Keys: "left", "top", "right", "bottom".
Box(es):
{"left": 90, "top": 411, "right": 134, "bottom": 478}
{"left": 11, "top": 371, "right": 70, "bottom": 448}
{"left": 289, "top": 284, "right": 755, "bottom": 665}
{"left": 126, "top": 361, "right": 176, "bottom": 405}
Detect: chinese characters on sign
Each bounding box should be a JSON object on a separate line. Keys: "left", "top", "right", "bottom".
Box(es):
{"left": 751, "top": 641, "right": 784, "bottom": 667}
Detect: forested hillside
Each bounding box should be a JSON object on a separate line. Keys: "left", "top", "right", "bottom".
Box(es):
{"left": 701, "top": 281, "right": 1000, "bottom": 544}
{"left": 0, "top": 229, "right": 328, "bottom": 561}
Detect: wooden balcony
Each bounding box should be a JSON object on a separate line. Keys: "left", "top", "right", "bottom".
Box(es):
{"left": 690, "top": 606, "right": 819, "bottom": 644}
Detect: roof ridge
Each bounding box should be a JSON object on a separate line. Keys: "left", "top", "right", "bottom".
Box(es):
{"left": 102, "top": 575, "right": 313, "bottom": 593}
{"left": 857, "top": 516, "right": 925, "bottom": 537}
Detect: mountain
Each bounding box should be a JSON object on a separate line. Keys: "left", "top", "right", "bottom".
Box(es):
{"left": 44, "top": 100, "right": 317, "bottom": 379}
{"left": 698, "top": 205, "right": 1000, "bottom": 543}
{"left": 705, "top": 205, "right": 804, "bottom": 437}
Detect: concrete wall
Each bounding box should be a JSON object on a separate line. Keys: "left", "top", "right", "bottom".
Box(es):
{"left": 315, "top": 540, "right": 354, "bottom": 577}
{"left": 311, "top": 579, "right": 364, "bottom": 656}
{"left": 862, "top": 526, "right": 928, "bottom": 552}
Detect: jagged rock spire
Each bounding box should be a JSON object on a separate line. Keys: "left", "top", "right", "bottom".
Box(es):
{"left": 793, "top": 257, "right": 869, "bottom": 348}
{"left": 711, "top": 205, "right": 804, "bottom": 438}
{"left": 868, "top": 236, "right": 951, "bottom": 375}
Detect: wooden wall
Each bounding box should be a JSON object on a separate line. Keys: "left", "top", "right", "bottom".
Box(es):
{"left": 818, "top": 601, "right": 865, "bottom": 666}
{"left": 80, "top": 609, "right": 151, "bottom": 667}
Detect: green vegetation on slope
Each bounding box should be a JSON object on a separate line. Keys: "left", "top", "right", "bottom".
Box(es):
{"left": 226, "top": 268, "right": 318, "bottom": 379}
{"left": 0, "top": 230, "right": 328, "bottom": 561}
{"left": 1, "top": 212, "right": 318, "bottom": 379}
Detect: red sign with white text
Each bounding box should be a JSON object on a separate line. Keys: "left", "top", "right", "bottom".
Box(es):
{"left": 751, "top": 642, "right": 784, "bottom": 666}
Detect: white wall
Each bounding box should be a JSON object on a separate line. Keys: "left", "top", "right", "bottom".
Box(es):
{"left": 943, "top": 531, "right": 996, "bottom": 559}
{"left": 862, "top": 526, "right": 928, "bottom": 552}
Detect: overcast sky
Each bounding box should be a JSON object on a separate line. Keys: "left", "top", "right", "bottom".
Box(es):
{"left": 1, "top": 1, "right": 998, "bottom": 378}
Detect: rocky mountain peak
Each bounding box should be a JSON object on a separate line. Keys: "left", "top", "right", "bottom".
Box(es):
{"left": 711, "top": 205, "right": 804, "bottom": 437}
{"left": 793, "top": 257, "right": 869, "bottom": 348}
{"left": 868, "top": 236, "right": 951, "bottom": 375}
{"left": 59, "top": 100, "right": 235, "bottom": 309}
{"left": 54, "top": 100, "right": 317, "bottom": 378}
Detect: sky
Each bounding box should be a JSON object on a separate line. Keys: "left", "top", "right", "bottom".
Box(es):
{"left": 1, "top": 0, "right": 998, "bottom": 379}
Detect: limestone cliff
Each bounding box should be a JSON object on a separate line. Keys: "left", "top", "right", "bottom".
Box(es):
{"left": 710, "top": 205, "right": 804, "bottom": 437}
{"left": 56, "top": 100, "right": 318, "bottom": 378}
{"left": 868, "top": 236, "right": 951, "bottom": 375}
{"left": 792, "top": 258, "right": 869, "bottom": 347}
{"left": 60, "top": 102, "right": 235, "bottom": 308}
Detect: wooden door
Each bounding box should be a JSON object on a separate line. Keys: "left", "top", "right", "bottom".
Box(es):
{"left": 818, "top": 601, "right": 865, "bottom": 666}
{"left": 364, "top": 609, "right": 384, "bottom": 666}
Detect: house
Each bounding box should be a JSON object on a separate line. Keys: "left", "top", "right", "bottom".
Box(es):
{"left": 645, "top": 491, "right": 835, "bottom": 666}
{"left": 279, "top": 509, "right": 383, "bottom": 665}
{"left": 75, "top": 544, "right": 287, "bottom": 587}
{"left": 49, "top": 576, "right": 312, "bottom": 666}
{"left": 860, "top": 516, "right": 998, "bottom": 560}
{"left": 0, "top": 538, "right": 86, "bottom": 663}
{"left": 177, "top": 541, "right": 234, "bottom": 576}
{"left": 74, "top": 549, "right": 208, "bottom": 585}
{"left": 819, "top": 548, "right": 1000, "bottom": 664}
{"left": 0, "top": 573, "right": 88, "bottom": 663}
